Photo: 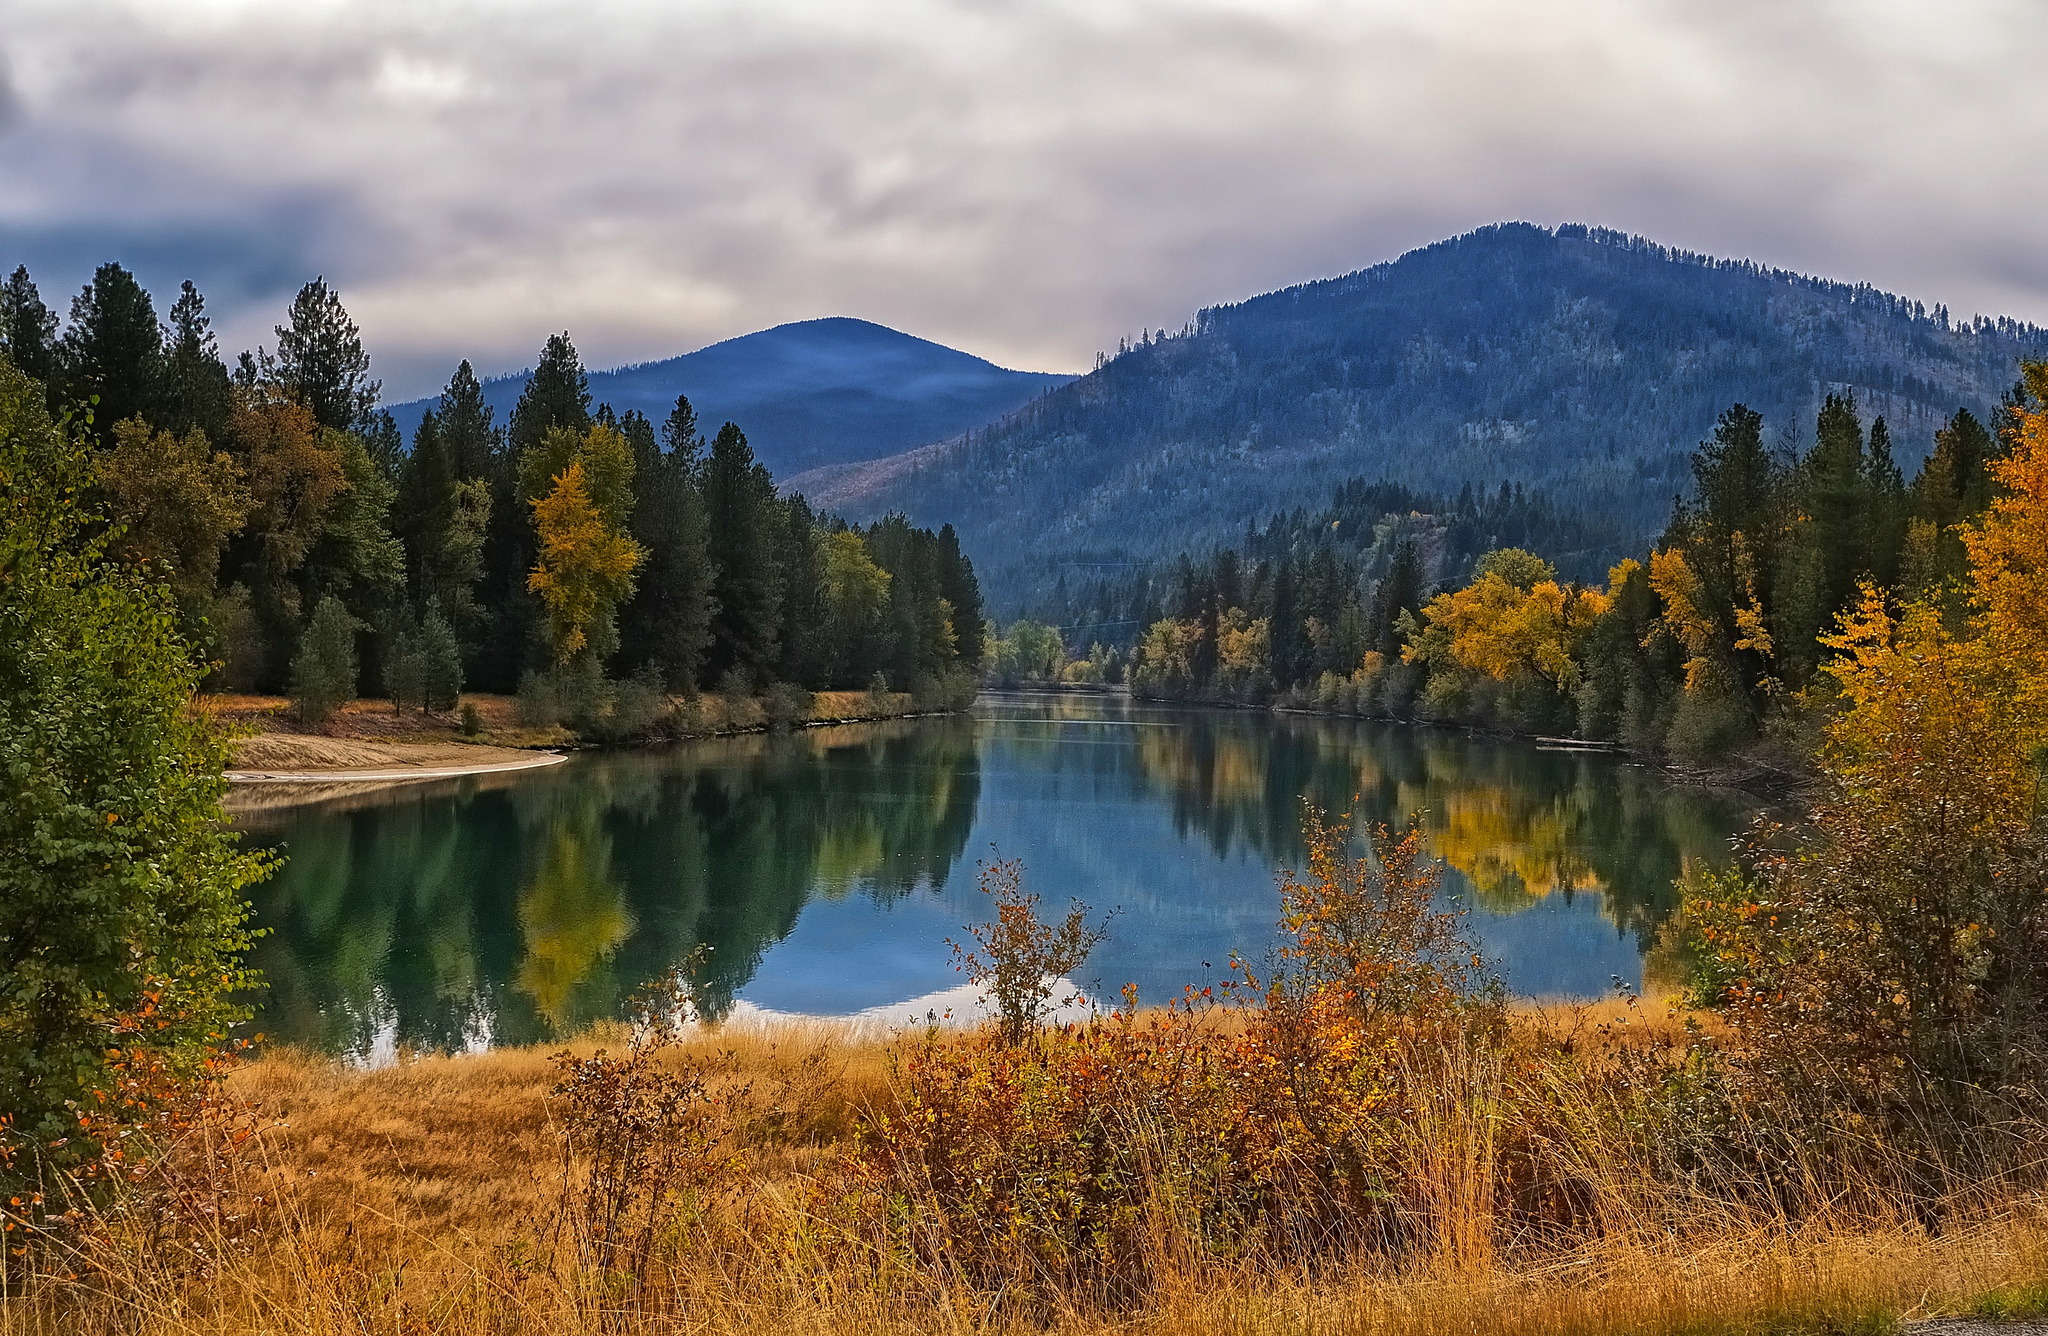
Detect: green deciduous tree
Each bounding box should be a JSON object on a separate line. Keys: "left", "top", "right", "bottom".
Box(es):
{"left": 0, "top": 360, "right": 270, "bottom": 1168}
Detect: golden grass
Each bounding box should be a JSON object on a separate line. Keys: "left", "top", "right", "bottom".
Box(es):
{"left": 6, "top": 1008, "right": 2044, "bottom": 1336}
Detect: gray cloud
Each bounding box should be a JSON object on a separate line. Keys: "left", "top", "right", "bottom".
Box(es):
{"left": 2, "top": 0, "right": 2044, "bottom": 400}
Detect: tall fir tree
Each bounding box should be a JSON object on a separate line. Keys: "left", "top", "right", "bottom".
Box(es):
{"left": 160, "top": 280, "right": 232, "bottom": 442}
{"left": 936, "top": 523, "right": 984, "bottom": 669}
{"left": 274, "top": 277, "right": 379, "bottom": 431}
{"left": 618, "top": 397, "right": 715, "bottom": 690}
{"left": 702, "top": 421, "right": 782, "bottom": 685}
{"left": 438, "top": 359, "right": 500, "bottom": 482}
{"left": 0, "top": 266, "right": 61, "bottom": 396}
{"left": 59, "top": 262, "right": 164, "bottom": 443}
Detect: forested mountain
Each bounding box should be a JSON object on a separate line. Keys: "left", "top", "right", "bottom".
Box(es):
{"left": 386, "top": 317, "right": 1071, "bottom": 478}
{"left": 793, "top": 223, "right": 2048, "bottom": 611}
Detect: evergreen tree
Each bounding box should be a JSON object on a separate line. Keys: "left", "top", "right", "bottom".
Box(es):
{"left": 936, "top": 523, "right": 985, "bottom": 669}
{"left": 619, "top": 397, "right": 715, "bottom": 690}
{"left": 438, "top": 359, "right": 500, "bottom": 481}
{"left": 58, "top": 262, "right": 164, "bottom": 443}
{"left": 160, "top": 280, "right": 232, "bottom": 442}
{"left": 0, "top": 266, "right": 59, "bottom": 391}
{"left": 1270, "top": 557, "right": 1301, "bottom": 689}
{"left": 508, "top": 333, "right": 591, "bottom": 456}
{"left": 702, "top": 422, "right": 781, "bottom": 684}
{"left": 1372, "top": 539, "right": 1424, "bottom": 658}
{"left": 419, "top": 600, "right": 464, "bottom": 711}
{"left": 776, "top": 495, "right": 827, "bottom": 685}
{"left": 361, "top": 409, "right": 404, "bottom": 481}
{"left": 394, "top": 410, "right": 460, "bottom": 602}
{"left": 293, "top": 595, "right": 360, "bottom": 725}
{"left": 274, "top": 277, "right": 379, "bottom": 431}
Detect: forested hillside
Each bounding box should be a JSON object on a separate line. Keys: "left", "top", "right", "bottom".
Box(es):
{"left": 796, "top": 223, "right": 2048, "bottom": 610}
{"left": 386, "top": 317, "right": 1070, "bottom": 478}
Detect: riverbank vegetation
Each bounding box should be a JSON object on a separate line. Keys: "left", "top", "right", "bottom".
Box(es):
{"left": 0, "top": 265, "right": 985, "bottom": 744}
{"left": 1018, "top": 376, "right": 2039, "bottom": 770}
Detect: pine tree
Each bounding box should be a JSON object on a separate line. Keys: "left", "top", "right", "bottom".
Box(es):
{"left": 274, "top": 277, "right": 379, "bottom": 431}
{"left": 0, "top": 266, "right": 59, "bottom": 391}
{"left": 160, "top": 280, "right": 232, "bottom": 441}
{"left": 438, "top": 360, "right": 500, "bottom": 482}
{"left": 936, "top": 523, "right": 985, "bottom": 669}
{"left": 618, "top": 396, "right": 715, "bottom": 690}
{"left": 395, "top": 410, "right": 460, "bottom": 601}
{"left": 776, "top": 495, "right": 827, "bottom": 684}
{"left": 293, "top": 595, "right": 360, "bottom": 725}
{"left": 1372, "top": 539, "right": 1424, "bottom": 658}
{"left": 702, "top": 421, "right": 781, "bottom": 685}
{"left": 419, "top": 600, "right": 464, "bottom": 711}
{"left": 58, "top": 262, "right": 164, "bottom": 443}
{"left": 508, "top": 333, "right": 591, "bottom": 456}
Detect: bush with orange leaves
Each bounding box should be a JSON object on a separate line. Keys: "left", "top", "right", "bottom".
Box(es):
{"left": 857, "top": 809, "right": 1520, "bottom": 1299}
{"left": 1681, "top": 364, "right": 2048, "bottom": 1195}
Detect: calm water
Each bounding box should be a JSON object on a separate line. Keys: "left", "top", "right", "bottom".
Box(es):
{"left": 232, "top": 693, "right": 1761, "bottom": 1057}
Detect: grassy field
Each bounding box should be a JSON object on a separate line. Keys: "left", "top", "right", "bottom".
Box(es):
{"left": 8, "top": 998, "right": 2045, "bottom": 1336}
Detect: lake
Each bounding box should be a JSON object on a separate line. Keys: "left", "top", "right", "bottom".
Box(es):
{"left": 232, "top": 692, "right": 1763, "bottom": 1058}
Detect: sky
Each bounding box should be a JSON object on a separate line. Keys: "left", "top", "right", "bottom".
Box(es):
{"left": 4, "top": 0, "right": 2045, "bottom": 402}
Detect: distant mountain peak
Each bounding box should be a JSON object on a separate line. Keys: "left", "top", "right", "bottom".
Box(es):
{"left": 387, "top": 319, "right": 1073, "bottom": 478}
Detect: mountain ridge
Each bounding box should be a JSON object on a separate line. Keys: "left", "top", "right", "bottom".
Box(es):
{"left": 386, "top": 316, "right": 1073, "bottom": 478}
{"left": 789, "top": 222, "right": 2048, "bottom": 610}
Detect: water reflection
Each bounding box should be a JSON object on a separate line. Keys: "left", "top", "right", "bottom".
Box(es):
{"left": 235, "top": 696, "right": 1757, "bottom": 1057}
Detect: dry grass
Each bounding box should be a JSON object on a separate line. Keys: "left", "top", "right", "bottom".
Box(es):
{"left": 6, "top": 1010, "right": 2044, "bottom": 1336}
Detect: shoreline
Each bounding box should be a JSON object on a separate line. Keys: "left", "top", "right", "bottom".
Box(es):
{"left": 227, "top": 750, "right": 569, "bottom": 784}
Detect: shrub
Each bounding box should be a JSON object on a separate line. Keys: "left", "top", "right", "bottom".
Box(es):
{"left": 459, "top": 700, "right": 482, "bottom": 736}
{"left": 764, "top": 682, "right": 813, "bottom": 731}
{"left": 0, "top": 362, "right": 271, "bottom": 1182}
{"left": 948, "top": 858, "right": 1112, "bottom": 1047}
{"left": 291, "top": 595, "right": 358, "bottom": 727}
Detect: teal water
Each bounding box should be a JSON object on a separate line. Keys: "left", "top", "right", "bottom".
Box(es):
{"left": 232, "top": 692, "right": 1761, "bottom": 1058}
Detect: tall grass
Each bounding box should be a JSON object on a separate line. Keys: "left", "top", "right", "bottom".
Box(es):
{"left": 6, "top": 812, "right": 2045, "bottom": 1335}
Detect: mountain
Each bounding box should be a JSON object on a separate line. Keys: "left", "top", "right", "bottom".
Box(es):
{"left": 789, "top": 223, "right": 2048, "bottom": 610}
{"left": 385, "top": 317, "right": 1072, "bottom": 477}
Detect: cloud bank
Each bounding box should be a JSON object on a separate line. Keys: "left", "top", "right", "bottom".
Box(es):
{"left": 3, "top": 0, "right": 2044, "bottom": 399}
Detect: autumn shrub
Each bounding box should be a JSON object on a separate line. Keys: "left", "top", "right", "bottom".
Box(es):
{"left": 547, "top": 973, "right": 746, "bottom": 1307}
{"left": 861, "top": 808, "right": 1525, "bottom": 1304}
{"left": 948, "top": 858, "right": 1111, "bottom": 1047}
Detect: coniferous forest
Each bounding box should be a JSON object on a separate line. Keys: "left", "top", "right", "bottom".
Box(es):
{"left": 0, "top": 262, "right": 985, "bottom": 722}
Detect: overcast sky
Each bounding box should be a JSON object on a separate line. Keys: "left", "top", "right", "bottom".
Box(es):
{"left": 4, "top": 0, "right": 2044, "bottom": 401}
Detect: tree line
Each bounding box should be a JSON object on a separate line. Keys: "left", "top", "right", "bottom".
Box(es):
{"left": 1037, "top": 381, "right": 2035, "bottom": 762}
{"left": 0, "top": 262, "right": 985, "bottom": 724}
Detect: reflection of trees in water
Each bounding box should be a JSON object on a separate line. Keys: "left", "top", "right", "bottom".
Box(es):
{"left": 1130, "top": 710, "right": 1757, "bottom": 946}
{"left": 240, "top": 717, "right": 980, "bottom": 1055}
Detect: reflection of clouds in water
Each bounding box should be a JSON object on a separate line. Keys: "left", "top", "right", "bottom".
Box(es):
{"left": 722, "top": 977, "right": 1100, "bottom": 1043}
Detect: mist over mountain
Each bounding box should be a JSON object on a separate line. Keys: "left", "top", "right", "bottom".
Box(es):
{"left": 387, "top": 317, "right": 1072, "bottom": 478}
{"left": 790, "top": 223, "right": 2048, "bottom": 611}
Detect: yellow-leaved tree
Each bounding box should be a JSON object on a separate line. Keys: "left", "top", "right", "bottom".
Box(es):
{"left": 528, "top": 459, "right": 643, "bottom": 663}
{"left": 1688, "top": 363, "right": 2048, "bottom": 1090}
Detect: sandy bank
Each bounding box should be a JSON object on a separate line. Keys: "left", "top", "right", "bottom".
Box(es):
{"left": 228, "top": 734, "right": 565, "bottom": 781}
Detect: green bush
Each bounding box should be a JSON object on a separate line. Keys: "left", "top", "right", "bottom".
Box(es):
{"left": 0, "top": 362, "right": 271, "bottom": 1178}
